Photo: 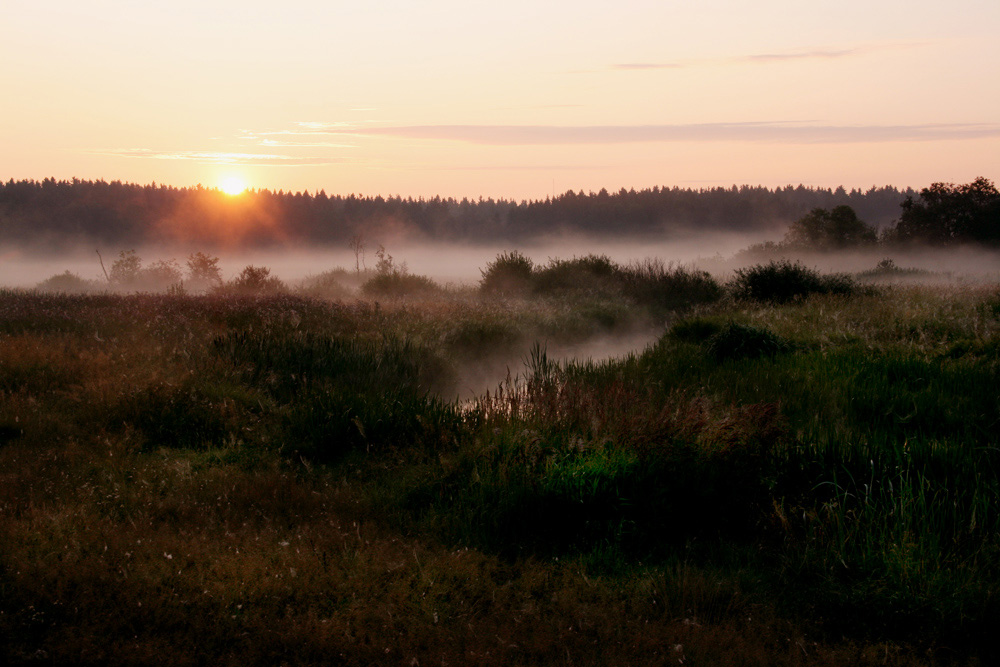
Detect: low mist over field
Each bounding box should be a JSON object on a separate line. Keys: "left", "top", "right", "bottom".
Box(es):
{"left": 0, "top": 233, "right": 750, "bottom": 289}
{"left": 4, "top": 235, "right": 999, "bottom": 292}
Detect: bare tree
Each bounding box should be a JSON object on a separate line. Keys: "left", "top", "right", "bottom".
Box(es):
{"left": 349, "top": 234, "right": 366, "bottom": 273}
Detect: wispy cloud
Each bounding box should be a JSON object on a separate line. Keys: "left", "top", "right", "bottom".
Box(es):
{"left": 611, "top": 42, "right": 925, "bottom": 71}
{"left": 92, "top": 149, "right": 341, "bottom": 166}
{"left": 351, "top": 122, "right": 1000, "bottom": 146}
{"left": 742, "top": 47, "right": 858, "bottom": 63}
{"left": 612, "top": 63, "right": 681, "bottom": 70}
{"left": 256, "top": 139, "right": 356, "bottom": 148}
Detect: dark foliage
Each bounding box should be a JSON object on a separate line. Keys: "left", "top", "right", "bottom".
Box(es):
{"left": 617, "top": 259, "right": 723, "bottom": 311}
{"left": 361, "top": 272, "right": 440, "bottom": 298}
{"left": 889, "top": 177, "right": 1000, "bottom": 245}
{"left": 668, "top": 317, "right": 724, "bottom": 344}
{"left": 783, "top": 205, "right": 877, "bottom": 249}
{"left": 479, "top": 250, "right": 534, "bottom": 295}
{"left": 706, "top": 323, "right": 791, "bottom": 361}
{"left": 218, "top": 265, "right": 287, "bottom": 295}
{"left": 731, "top": 260, "right": 855, "bottom": 303}
{"left": 211, "top": 331, "right": 456, "bottom": 461}
{"left": 532, "top": 255, "right": 619, "bottom": 294}
{"left": 113, "top": 383, "right": 232, "bottom": 450}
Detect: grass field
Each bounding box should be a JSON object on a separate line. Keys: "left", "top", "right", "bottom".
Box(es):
{"left": 1, "top": 256, "right": 998, "bottom": 665}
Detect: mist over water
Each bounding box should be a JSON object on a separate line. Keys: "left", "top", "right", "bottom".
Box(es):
{"left": 0, "top": 231, "right": 790, "bottom": 288}
{"left": 3, "top": 232, "right": 999, "bottom": 289}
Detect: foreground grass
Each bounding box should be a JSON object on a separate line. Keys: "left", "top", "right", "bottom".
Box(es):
{"left": 1, "top": 282, "right": 998, "bottom": 665}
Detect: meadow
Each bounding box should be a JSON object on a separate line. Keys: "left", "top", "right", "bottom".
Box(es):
{"left": 1, "top": 254, "right": 999, "bottom": 665}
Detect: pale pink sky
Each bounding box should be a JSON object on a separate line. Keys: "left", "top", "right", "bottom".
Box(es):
{"left": 2, "top": 0, "right": 998, "bottom": 199}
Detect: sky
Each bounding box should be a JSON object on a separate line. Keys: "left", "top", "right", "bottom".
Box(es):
{"left": 2, "top": 0, "right": 999, "bottom": 200}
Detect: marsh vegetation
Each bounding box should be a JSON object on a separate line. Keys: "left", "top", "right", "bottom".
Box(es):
{"left": 1, "top": 243, "right": 999, "bottom": 665}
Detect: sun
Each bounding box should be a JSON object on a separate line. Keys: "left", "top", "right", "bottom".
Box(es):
{"left": 220, "top": 176, "right": 247, "bottom": 196}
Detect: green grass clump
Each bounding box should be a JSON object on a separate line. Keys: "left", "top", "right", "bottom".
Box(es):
{"left": 731, "top": 259, "right": 855, "bottom": 303}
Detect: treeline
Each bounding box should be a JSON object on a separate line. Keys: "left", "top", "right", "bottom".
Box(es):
{"left": 741, "top": 177, "right": 1000, "bottom": 256}
{"left": 0, "top": 177, "right": 913, "bottom": 250}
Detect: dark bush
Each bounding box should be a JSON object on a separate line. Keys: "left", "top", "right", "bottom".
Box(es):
{"left": 669, "top": 317, "right": 723, "bottom": 344}
{"left": 361, "top": 272, "right": 440, "bottom": 298}
{"left": 114, "top": 383, "right": 232, "bottom": 449}
{"left": 35, "top": 271, "right": 99, "bottom": 294}
{"left": 856, "top": 258, "right": 930, "bottom": 281}
{"left": 479, "top": 251, "right": 534, "bottom": 295}
{"left": 532, "top": 255, "right": 619, "bottom": 294}
{"left": 219, "top": 265, "right": 287, "bottom": 295}
{"left": 706, "top": 322, "right": 791, "bottom": 361}
{"left": 212, "top": 330, "right": 457, "bottom": 461}
{"left": 297, "top": 269, "right": 352, "bottom": 299}
{"left": 731, "top": 260, "right": 854, "bottom": 303}
{"left": 619, "top": 259, "right": 723, "bottom": 311}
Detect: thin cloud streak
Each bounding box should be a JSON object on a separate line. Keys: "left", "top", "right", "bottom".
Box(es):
{"left": 611, "top": 41, "right": 925, "bottom": 71}
{"left": 743, "top": 48, "right": 857, "bottom": 62}
{"left": 354, "top": 122, "right": 1000, "bottom": 145}
{"left": 93, "top": 149, "right": 342, "bottom": 166}
{"left": 257, "top": 139, "right": 357, "bottom": 148}
{"left": 612, "top": 63, "right": 681, "bottom": 70}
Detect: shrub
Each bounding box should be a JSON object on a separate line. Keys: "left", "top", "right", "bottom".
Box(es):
{"left": 109, "top": 249, "right": 142, "bottom": 286}
{"left": 185, "top": 252, "right": 223, "bottom": 291}
{"left": 856, "top": 258, "right": 930, "bottom": 281}
{"left": 35, "top": 271, "right": 98, "bottom": 293}
{"left": 297, "top": 269, "right": 352, "bottom": 299}
{"left": 112, "top": 382, "right": 232, "bottom": 449}
{"left": 619, "top": 259, "right": 723, "bottom": 311}
{"left": 668, "top": 317, "right": 723, "bottom": 344}
{"left": 219, "top": 265, "right": 287, "bottom": 295}
{"left": 532, "top": 255, "right": 619, "bottom": 294}
{"left": 479, "top": 251, "right": 534, "bottom": 295}
{"left": 361, "top": 272, "right": 440, "bottom": 298}
{"left": 705, "top": 322, "right": 791, "bottom": 362}
{"left": 211, "top": 330, "right": 458, "bottom": 461}
{"left": 731, "top": 260, "right": 854, "bottom": 303}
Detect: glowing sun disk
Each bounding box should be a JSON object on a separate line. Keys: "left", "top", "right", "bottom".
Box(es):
{"left": 220, "top": 177, "right": 246, "bottom": 195}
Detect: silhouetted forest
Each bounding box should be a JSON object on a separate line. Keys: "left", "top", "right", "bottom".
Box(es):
{"left": 0, "top": 178, "right": 914, "bottom": 250}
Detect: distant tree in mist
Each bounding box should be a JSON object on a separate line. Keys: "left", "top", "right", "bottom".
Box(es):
{"left": 186, "top": 252, "right": 223, "bottom": 289}
{"left": 222, "top": 265, "right": 286, "bottom": 295}
{"left": 889, "top": 177, "right": 1000, "bottom": 245}
{"left": 109, "top": 250, "right": 143, "bottom": 285}
{"left": 783, "top": 205, "right": 877, "bottom": 250}
{"left": 108, "top": 249, "right": 183, "bottom": 290}
{"left": 349, "top": 235, "right": 366, "bottom": 273}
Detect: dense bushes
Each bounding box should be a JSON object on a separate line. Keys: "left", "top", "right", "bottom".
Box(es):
{"left": 730, "top": 260, "right": 855, "bottom": 303}
{"left": 479, "top": 250, "right": 534, "bottom": 294}
{"left": 480, "top": 251, "right": 722, "bottom": 312}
